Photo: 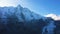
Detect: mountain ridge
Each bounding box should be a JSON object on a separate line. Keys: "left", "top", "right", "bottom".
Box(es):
{"left": 0, "top": 5, "right": 45, "bottom": 22}
{"left": 0, "top": 5, "right": 59, "bottom": 34}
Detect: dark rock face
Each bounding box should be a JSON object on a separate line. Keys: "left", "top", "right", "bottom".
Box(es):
{"left": 0, "top": 18, "right": 47, "bottom": 34}
{"left": 54, "top": 20, "right": 60, "bottom": 34}
{"left": 0, "top": 16, "right": 56, "bottom": 34}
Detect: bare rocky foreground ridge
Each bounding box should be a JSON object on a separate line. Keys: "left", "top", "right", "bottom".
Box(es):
{"left": 0, "top": 5, "right": 59, "bottom": 34}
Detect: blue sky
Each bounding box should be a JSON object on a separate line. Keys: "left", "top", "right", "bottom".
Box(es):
{"left": 0, "top": 0, "right": 60, "bottom": 16}
{"left": 19, "top": 0, "right": 60, "bottom": 16}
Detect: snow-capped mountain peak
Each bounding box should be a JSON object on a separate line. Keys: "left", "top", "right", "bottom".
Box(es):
{"left": 0, "top": 5, "right": 44, "bottom": 22}
{"left": 45, "top": 14, "right": 60, "bottom": 20}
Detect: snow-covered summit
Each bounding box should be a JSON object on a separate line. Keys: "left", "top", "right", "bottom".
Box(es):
{"left": 0, "top": 5, "right": 44, "bottom": 22}
{"left": 45, "top": 14, "right": 60, "bottom": 20}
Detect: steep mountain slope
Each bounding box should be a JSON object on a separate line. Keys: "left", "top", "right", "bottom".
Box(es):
{"left": 0, "top": 5, "right": 49, "bottom": 34}
{"left": 0, "top": 5, "right": 58, "bottom": 34}
{"left": 0, "top": 5, "right": 45, "bottom": 22}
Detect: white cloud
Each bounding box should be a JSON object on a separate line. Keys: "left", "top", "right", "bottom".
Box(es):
{"left": 0, "top": 0, "right": 22, "bottom": 7}
{"left": 44, "top": 14, "right": 60, "bottom": 20}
